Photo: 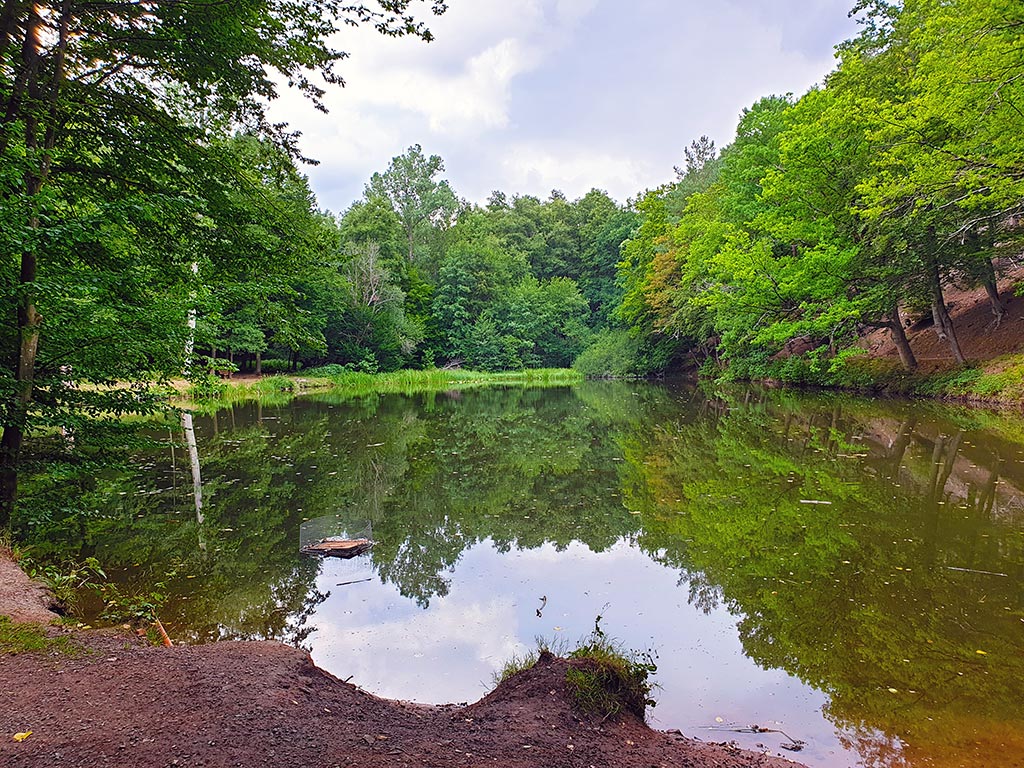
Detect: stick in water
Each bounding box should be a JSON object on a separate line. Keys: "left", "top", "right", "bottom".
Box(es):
{"left": 153, "top": 616, "right": 173, "bottom": 647}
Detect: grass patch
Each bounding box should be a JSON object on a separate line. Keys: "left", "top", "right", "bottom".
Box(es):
{"left": 493, "top": 618, "right": 658, "bottom": 721}
{"left": 0, "top": 616, "right": 74, "bottom": 655}
{"left": 491, "top": 637, "right": 562, "bottom": 686}
{"left": 566, "top": 629, "right": 658, "bottom": 720}
{"left": 733, "top": 351, "right": 1024, "bottom": 406}
{"left": 493, "top": 647, "right": 543, "bottom": 685}
{"left": 971, "top": 355, "right": 1024, "bottom": 400}
{"left": 189, "top": 367, "right": 583, "bottom": 410}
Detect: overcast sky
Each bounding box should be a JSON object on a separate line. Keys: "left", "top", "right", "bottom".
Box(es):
{"left": 268, "top": 0, "right": 860, "bottom": 214}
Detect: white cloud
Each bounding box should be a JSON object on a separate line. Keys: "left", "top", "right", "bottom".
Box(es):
{"left": 266, "top": 0, "right": 858, "bottom": 211}
{"left": 497, "top": 143, "right": 653, "bottom": 202}
{"left": 345, "top": 37, "right": 539, "bottom": 134}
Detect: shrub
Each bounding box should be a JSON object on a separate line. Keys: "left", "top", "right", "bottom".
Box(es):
{"left": 257, "top": 358, "right": 292, "bottom": 374}
{"left": 567, "top": 633, "right": 658, "bottom": 720}
{"left": 573, "top": 329, "right": 640, "bottom": 378}
{"left": 301, "top": 364, "right": 349, "bottom": 377}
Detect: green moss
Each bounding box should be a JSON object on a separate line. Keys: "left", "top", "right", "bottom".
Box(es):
{"left": 0, "top": 616, "right": 74, "bottom": 655}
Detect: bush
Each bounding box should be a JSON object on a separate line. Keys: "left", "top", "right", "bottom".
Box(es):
{"left": 187, "top": 374, "right": 227, "bottom": 399}
{"left": 257, "top": 358, "right": 292, "bottom": 374}
{"left": 491, "top": 618, "right": 657, "bottom": 721}
{"left": 573, "top": 329, "right": 640, "bottom": 378}
{"left": 301, "top": 364, "right": 349, "bottom": 377}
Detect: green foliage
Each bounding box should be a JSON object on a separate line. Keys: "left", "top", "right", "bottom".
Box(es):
{"left": 491, "top": 638, "right": 553, "bottom": 686}
{"left": 573, "top": 329, "right": 641, "bottom": 378}
{"left": 98, "top": 582, "right": 168, "bottom": 625}
{"left": 365, "top": 144, "right": 461, "bottom": 270}
{"left": 602, "top": 0, "right": 1024, "bottom": 389}
{"left": 20, "top": 556, "right": 106, "bottom": 614}
{"left": 188, "top": 375, "right": 229, "bottom": 400}
{"left": 257, "top": 359, "right": 293, "bottom": 374}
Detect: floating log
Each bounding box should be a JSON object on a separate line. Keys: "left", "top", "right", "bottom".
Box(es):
{"left": 300, "top": 538, "right": 374, "bottom": 559}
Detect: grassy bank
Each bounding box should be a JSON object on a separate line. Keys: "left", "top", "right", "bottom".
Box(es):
{"left": 187, "top": 367, "right": 584, "bottom": 410}
{"left": 715, "top": 351, "right": 1024, "bottom": 408}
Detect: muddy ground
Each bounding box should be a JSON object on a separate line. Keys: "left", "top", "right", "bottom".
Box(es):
{"left": 1, "top": 555, "right": 804, "bottom": 768}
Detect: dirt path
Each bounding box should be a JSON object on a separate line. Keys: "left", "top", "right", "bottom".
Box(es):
{"left": 1, "top": 635, "right": 805, "bottom": 768}
{"left": 1, "top": 555, "right": 804, "bottom": 768}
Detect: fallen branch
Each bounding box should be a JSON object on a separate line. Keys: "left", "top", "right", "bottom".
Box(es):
{"left": 701, "top": 724, "right": 806, "bottom": 752}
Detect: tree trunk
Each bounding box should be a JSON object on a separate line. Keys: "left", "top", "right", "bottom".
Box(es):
{"left": 930, "top": 301, "right": 946, "bottom": 340}
{"left": 255, "top": 350, "right": 262, "bottom": 376}
{"left": 181, "top": 411, "right": 206, "bottom": 552}
{"left": 0, "top": 427, "right": 22, "bottom": 528}
{"left": 0, "top": 7, "right": 47, "bottom": 528}
{"left": 924, "top": 232, "right": 967, "bottom": 365}
{"left": 888, "top": 304, "right": 918, "bottom": 373}
{"left": 930, "top": 290, "right": 966, "bottom": 365}
{"left": 888, "top": 417, "right": 916, "bottom": 480}
{"left": 981, "top": 257, "right": 1005, "bottom": 325}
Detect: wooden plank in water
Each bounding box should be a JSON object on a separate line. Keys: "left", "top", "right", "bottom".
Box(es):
{"left": 300, "top": 538, "right": 373, "bottom": 559}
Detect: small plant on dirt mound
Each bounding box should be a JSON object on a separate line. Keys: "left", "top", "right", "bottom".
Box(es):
{"left": 566, "top": 616, "right": 657, "bottom": 720}
{"left": 492, "top": 637, "right": 556, "bottom": 685}
{"left": 20, "top": 555, "right": 106, "bottom": 614}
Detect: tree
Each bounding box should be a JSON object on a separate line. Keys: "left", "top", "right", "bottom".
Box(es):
{"left": 0, "top": 0, "right": 446, "bottom": 528}
{"left": 365, "top": 144, "right": 461, "bottom": 269}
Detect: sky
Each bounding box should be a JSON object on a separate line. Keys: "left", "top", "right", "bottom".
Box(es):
{"left": 267, "top": 0, "right": 861, "bottom": 214}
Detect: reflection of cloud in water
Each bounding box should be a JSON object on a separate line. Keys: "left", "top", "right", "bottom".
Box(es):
{"left": 304, "top": 539, "right": 849, "bottom": 766}
{"left": 309, "top": 558, "right": 524, "bottom": 703}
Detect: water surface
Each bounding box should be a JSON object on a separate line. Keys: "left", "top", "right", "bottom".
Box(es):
{"left": 51, "top": 383, "right": 1024, "bottom": 768}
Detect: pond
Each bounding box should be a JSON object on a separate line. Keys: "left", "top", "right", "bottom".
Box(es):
{"left": 33, "top": 382, "right": 1024, "bottom": 767}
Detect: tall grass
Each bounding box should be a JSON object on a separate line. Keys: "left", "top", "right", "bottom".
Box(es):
{"left": 189, "top": 367, "right": 583, "bottom": 410}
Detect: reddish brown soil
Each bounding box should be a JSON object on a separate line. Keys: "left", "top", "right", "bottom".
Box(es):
{"left": 862, "top": 266, "right": 1024, "bottom": 371}
{"left": 0, "top": 552, "right": 61, "bottom": 625}
{"left": 0, "top": 638, "right": 805, "bottom": 768}
{"left": 1, "top": 557, "right": 803, "bottom": 768}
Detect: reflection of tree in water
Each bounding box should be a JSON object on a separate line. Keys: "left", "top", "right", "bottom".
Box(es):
{"left": 23, "top": 384, "right": 1024, "bottom": 766}
{"left": 365, "top": 386, "right": 641, "bottom": 606}
{"left": 621, "top": 388, "right": 1024, "bottom": 768}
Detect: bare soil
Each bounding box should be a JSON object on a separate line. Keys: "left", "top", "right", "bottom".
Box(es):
{"left": 1, "top": 555, "right": 803, "bottom": 768}
{"left": 0, "top": 552, "right": 61, "bottom": 624}
{"left": 861, "top": 265, "right": 1024, "bottom": 371}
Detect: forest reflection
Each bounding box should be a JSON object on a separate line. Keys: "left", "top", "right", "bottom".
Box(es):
{"left": 29, "top": 383, "right": 1023, "bottom": 767}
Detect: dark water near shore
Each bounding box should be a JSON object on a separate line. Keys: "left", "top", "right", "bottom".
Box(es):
{"left": 49, "top": 382, "right": 1024, "bottom": 767}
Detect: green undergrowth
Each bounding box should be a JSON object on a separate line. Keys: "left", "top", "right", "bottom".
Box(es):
{"left": 714, "top": 350, "right": 1024, "bottom": 406}
{"left": 493, "top": 644, "right": 548, "bottom": 685}
{"left": 189, "top": 367, "right": 583, "bottom": 410}
{"left": 494, "top": 619, "right": 658, "bottom": 721}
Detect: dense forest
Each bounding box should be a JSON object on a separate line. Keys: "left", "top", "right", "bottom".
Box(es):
{"left": 2, "top": 0, "right": 1024, "bottom": 526}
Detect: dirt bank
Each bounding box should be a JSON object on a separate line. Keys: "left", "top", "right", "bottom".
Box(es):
{"left": 0, "top": 552, "right": 61, "bottom": 625}
{"left": 1, "top": 556, "right": 804, "bottom": 768}
{"left": 862, "top": 265, "right": 1024, "bottom": 371}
